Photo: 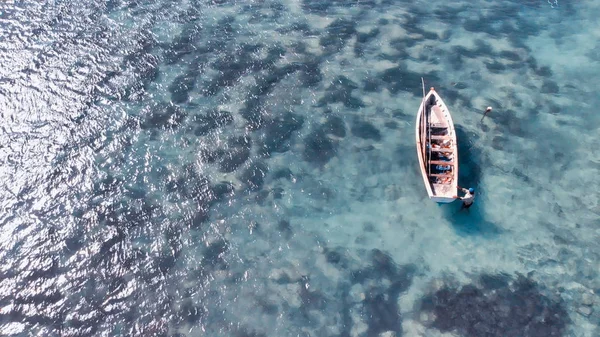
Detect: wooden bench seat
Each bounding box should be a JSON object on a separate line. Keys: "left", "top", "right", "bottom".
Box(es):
{"left": 430, "top": 123, "right": 447, "bottom": 128}
{"left": 430, "top": 160, "right": 455, "bottom": 166}
{"left": 431, "top": 148, "right": 453, "bottom": 152}
{"left": 430, "top": 173, "right": 453, "bottom": 177}
{"left": 430, "top": 135, "right": 451, "bottom": 140}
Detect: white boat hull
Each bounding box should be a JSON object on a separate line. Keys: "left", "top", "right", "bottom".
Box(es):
{"left": 415, "top": 86, "right": 458, "bottom": 203}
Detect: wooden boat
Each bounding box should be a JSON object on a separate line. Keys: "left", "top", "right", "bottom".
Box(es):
{"left": 415, "top": 79, "right": 458, "bottom": 203}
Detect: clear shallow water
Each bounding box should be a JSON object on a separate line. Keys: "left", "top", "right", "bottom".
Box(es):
{"left": 1, "top": 0, "right": 600, "bottom": 336}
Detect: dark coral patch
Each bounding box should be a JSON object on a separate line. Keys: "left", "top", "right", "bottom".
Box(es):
{"left": 303, "top": 129, "right": 337, "bottom": 165}
{"left": 351, "top": 119, "right": 381, "bottom": 141}
{"left": 322, "top": 116, "right": 346, "bottom": 138}
{"left": 420, "top": 274, "right": 569, "bottom": 337}
{"left": 261, "top": 112, "right": 304, "bottom": 155}
{"left": 193, "top": 110, "right": 233, "bottom": 136}
{"left": 141, "top": 102, "right": 186, "bottom": 130}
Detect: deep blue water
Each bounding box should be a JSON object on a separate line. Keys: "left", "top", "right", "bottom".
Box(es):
{"left": 1, "top": 0, "right": 600, "bottom": 336}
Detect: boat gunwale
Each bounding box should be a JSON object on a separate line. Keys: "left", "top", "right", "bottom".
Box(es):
{"left": 415, "top": 87, "right": 458, "bottom": 203}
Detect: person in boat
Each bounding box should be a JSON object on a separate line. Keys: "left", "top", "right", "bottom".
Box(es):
{"left": 431, "top": 140, "right": 451, "bottom": 149}
{"left": 455, "top": 187, "right": 475, "bottom": 209}
{"left": 436, "top": 175, "right": 452, "bottom": 184}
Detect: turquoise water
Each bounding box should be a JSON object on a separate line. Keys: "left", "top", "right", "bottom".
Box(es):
{"left": 1, "top": 0, "right": 599, "bottom": 336}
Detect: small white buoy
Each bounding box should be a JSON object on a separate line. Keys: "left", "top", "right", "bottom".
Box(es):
{"left": 481, "top": 106, "right": 493, "bottom": 122}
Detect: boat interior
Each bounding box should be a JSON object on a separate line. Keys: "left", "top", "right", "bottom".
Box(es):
{"left": 423, "top": 94, "right": 455, "bottom": 192}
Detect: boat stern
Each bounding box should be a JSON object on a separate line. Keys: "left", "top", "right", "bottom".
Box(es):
{"left": 431, "top": 196, "right": 456, "bottom": 204}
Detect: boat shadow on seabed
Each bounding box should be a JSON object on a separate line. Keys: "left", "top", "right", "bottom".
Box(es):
{"left": 439, "top": 126, "right": 503, "bottom": 237}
